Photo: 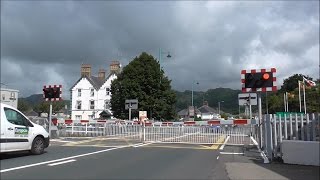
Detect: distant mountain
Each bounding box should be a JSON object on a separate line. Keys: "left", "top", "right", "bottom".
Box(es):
{"left": 19, "top": 94, "right": 70, "bottom": 108}
{"left": 20, "top": 94, "right": 43, "bottom": 106}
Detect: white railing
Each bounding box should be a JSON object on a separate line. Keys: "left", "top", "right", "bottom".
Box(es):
{"left": 261, "top": 113, "right": 320, "bottom": 160}
{"left": 58, "top": 123, "right": 256, "bottom": 145}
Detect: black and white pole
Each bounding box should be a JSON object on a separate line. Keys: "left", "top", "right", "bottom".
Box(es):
{"left": 128, "top": 104, "right": 132, "bottom": 121}
{"left": 249, "top": 94, "right": 252, "bottom": 120}
{"left": 258, "top": 93, "right": 263, "bottom": 149}
{"left": 49, "top": 102, "right": 53, "bottom": 137}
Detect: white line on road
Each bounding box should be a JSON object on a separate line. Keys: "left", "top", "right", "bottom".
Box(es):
{"left": 0, "top": 143, "right": 142, "bottom": 173}
{"left": 132, "top": 142, "right": 154, "bottom": 148}
{"left": 220, "top": 152, "right": 244, "bottom": 155}
{"left": 217, "top": 156, "right": 219, "bottom": 160}
{"left": 250, "top": 136, "right": 269, "bottom": 164}
{"left": 219, "top": 135, "right": 230, "bottom": 150}
{"left": 48, "top": 159, "right": 76, "bottom": 166}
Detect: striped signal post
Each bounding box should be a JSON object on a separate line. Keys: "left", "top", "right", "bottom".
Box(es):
{"left": 241, "top": 68, "right": 277, "bottom": 150}
{"left": 43, "top": 85, "right": 62, "bottom": 137}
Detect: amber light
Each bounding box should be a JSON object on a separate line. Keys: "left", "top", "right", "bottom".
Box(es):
{"left": 262, "top": 73, "right": 270, "bottom": 80}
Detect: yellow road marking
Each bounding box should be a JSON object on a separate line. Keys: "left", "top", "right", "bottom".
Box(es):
{"left": 208, "top": 136, "right": 226, "bottom": 149}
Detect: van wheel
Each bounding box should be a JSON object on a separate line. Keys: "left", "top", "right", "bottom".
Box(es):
{"left": 30, "top": 137, "right": 45, "bottom": 155}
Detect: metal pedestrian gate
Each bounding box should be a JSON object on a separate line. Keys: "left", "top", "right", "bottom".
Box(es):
{"left": 58, "top": 122, "right": 258, "bottom": 146}
{"left": 259, "top": 113, "right": 320, "bottom": 161}
{"left": 143, "top": 125, "right": 256, "bottom": 145}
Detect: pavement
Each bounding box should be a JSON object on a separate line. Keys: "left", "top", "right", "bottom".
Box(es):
{"left": 0, "top": 137, "right": 319, "bottom": 180}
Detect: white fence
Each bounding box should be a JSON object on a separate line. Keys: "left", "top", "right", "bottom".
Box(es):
{"left": 261, "top": 113, "right": 320, "bottom": 160}
{"left": 57, "top": 123, "right": 257, "bottom": 145}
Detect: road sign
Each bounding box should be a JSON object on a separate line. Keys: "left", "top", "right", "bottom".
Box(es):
{"left": 276, "top": 112, "right": 304, "bottom": 117}
{"left": 238, "top": 93, "right": 257, "bottom": 105}
{"left": 125, "top": 99, "right": 138, "bottom": 110}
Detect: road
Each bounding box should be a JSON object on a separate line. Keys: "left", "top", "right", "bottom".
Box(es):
{"left": 1, "top": 138, "right": 319, "bottom": 180}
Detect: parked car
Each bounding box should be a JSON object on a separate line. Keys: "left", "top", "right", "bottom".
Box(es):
{"left": 0, "top": 103, "right": 50, "bottom": 155}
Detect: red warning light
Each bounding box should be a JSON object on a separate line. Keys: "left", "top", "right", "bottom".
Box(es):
{"left": 262, "top": 73, "right": 270, "bottom": 80}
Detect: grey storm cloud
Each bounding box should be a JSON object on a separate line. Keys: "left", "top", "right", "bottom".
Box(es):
{"left": 1, "top": 1, "right": 319, "bottom": 98}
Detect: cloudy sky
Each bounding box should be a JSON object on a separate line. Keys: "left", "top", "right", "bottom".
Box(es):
{"left": 1, "top": 1, "right": 319, "bottom": 98}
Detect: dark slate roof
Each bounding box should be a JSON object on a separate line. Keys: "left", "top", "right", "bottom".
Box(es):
{"left": 177, "top": 108, "right": 201, "bottom": 116}
{"left": 99, "top": 110, "right": 112, "bottom": 116}
{"left": 25, "top": 111, "right": 38, "bottom": 117}
{"left": 198, "top": 105, "right": 218, "bottom": 114}
{"left": 89, "top": 76, "right": 105, "bottom": 90}
{"left": 177, "top": 109, "right": 188, "bottom": 116}
{"left": 69, "top": 72, "right": 116, "bottom": 91}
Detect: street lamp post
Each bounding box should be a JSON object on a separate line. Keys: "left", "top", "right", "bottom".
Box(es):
{"left": 218, "top": 101, "right": 224, "bottom": 115}
{"left": 191, "top": 81, "right": 199, "bottom": 107}
{"left": 159, "top": 48, "right": 171, "bottom": 83}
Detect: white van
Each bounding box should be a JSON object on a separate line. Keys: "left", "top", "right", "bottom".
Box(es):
{"left": 0, "top": 103, "right": 50, "bottom": 154}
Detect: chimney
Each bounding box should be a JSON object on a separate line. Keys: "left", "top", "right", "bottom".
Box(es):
{"left": 203, "top": 101, "right": 208, "bottom": 106}
{"left": 110, "top": 61, "right": 121, "bottom": 74}
{"left": 81, "top": 64, "right": 91, "bottom": 77}
{"left": 98, "top": 69, "right": 106, "bottom": 80}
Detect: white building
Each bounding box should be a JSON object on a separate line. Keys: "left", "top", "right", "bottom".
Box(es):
{"left": 70, "top": 62, "right": 121, "bottom": 120}
{"left": 0, "top": 88, "right": 19, "bottom": 108}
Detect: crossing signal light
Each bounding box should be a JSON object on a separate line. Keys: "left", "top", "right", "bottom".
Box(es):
{"left": 43, "top": 87, "right": 61, "bottom": 99}
{"left": 245, "top": 72, "right": 273, "bottom": 88}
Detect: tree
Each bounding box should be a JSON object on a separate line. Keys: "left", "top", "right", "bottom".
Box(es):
{"left": 110, "top": 52, "right": 176, "bottom": 120}
{"left": 33, "top": 101, "right": 65, "bottom": 115}
{"left": 18, "top": 99, "right": 31, "bottom": 113}
{"left": 267, "top": 74, "right": 319, "bottom": 113}
{"left": 280, "top": 74, "right": 313, "bottom": 92}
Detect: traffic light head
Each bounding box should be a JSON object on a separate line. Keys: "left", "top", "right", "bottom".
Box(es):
{"left": 43, "top": 87, "right": 61, "bottom": 100}
{"left": 245, "top": 72, "right": 273, "bottom": 88}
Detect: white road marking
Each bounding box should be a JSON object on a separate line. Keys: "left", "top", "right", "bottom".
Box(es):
{"left": 0, "top": 143, "right": 142, "bottom": 173}
{"left": 219, "top": 135, "right": 230, "bottom": 150}
{"left": 250, "top": 136, "right": 269, "bottom": 164}
{"left": 132, "top": 142, "right": 154, "bottom": 148}
{"left": 220, "top": 152, "right": 244, "bottom": 155}
{"left": 217, "top": 156, "right": 219, "bottom": 160}
{"left": 48, "top": 159, "right": 76, "bottom": 166}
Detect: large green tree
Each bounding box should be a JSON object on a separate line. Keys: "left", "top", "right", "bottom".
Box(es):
{"left": 280, "top": 74, "right": 313, "bottom": 92}
{"left": 110, "top": 52, "right": 176, "bottom": 120}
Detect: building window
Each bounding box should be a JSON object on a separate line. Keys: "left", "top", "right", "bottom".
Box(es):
{"left": 106, "top": 87, "right": 110, "bottom": 96}
{"left": 10, "top": 92, "right": 15, "bottom": 99}
{"left": 2, "top": 94, "right": 5, "bottom": 100}
{"left": 90, "top": 88, "right": 94, "bottom": 97}
{"left": 104, "top": 100, "right": 110, "bottom": 109}
{"left": 77, "top": 89, "right": 81, "bottom": 97}
{"left": 90, "top": 100, "right": 95, "bottom": 110}
{"left": 75, "top": 115, "right": 82, "bottom": 120}
{"left": 88, "top": 115, "right": 94, "bottom": 120}
{"left": 76, "top": 101, "right": 82, "bottom": 110}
